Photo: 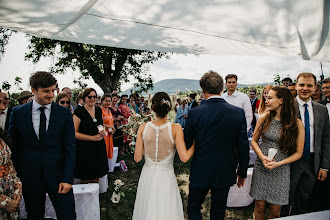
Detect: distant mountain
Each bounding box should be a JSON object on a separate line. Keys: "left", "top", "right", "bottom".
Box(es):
{"left": 122, "top": 79, "right": 271, "bottom": 95}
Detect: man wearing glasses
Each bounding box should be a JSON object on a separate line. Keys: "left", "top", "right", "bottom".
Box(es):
{"left": 0, "top": 90, "right": 11, "bottom": 132}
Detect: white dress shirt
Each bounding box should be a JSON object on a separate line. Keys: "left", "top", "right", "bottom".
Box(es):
{"left": 326, "top": 98, "right": 330, "bottom": 121}
{"left": 296, "top": 97, "right": 314, "bottom": 153}
{"left": 32, "top": 100, "right": 52, "bottom": 139}
{"left": 221, "top": 90, "right": 253, "bottom": 131}
{"left": 0, "top": 107, "right": 8, "bottom": 129}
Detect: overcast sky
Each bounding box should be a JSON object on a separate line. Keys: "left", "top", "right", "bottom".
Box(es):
{"left": 1, "top": 32, "right": 329, "bottom": 94}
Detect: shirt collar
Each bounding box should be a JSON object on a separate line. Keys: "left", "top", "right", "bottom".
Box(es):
{"left": 32, "top": 100, "right": 52, "bottom": 110}
{"left": 208, "top": 95, "right": 222, "bottom": 100}
{"left": 225, "top": 90, "right": 238, "bottom": 97}
{"left": 296, "top": 96, "right": 312, "bottom": 107}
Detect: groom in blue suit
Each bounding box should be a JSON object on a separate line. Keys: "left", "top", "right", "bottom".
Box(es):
{"left": 184, "top": 71, "right": 249, "bottom": 220}
{"left": 8, "top": 71, "right": 76, "bottom": 219}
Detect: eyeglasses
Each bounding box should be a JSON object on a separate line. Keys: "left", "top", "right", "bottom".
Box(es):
{"left": 87, "top": 95, "right": 97, "bottom": 99}
{"left": 60, "top": 101, "right": 70, "bottom": 104}
{"left": 4, "top": 97, "right": 9, "bottom": 101}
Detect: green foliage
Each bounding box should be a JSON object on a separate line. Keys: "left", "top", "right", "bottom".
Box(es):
{"left": 0, "top": 28, "right": 15, "bottom": 61}
{"left": 2, "top": 78, "right": 24, "bottom": 108}
{"left": 273, "top": 73, "right": 281, "bottom": 85}
{"left": 71, "top": 87, "right": 83, "bottom": 103}
{"left": 1, "top": 81, "right": 11, "bottom": 91}
{"left": 25, "top": 36, "right": 171, "bottom": 93}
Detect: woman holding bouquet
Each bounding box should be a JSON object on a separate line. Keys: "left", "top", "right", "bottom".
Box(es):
{"left": 249, "top": 86, "right": 305, "bottom": 219}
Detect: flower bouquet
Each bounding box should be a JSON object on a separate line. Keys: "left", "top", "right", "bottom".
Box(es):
{"left": 111, "top": 179, "right": 125, "bottom": 203}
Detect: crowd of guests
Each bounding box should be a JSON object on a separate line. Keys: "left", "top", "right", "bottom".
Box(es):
{"left": 0, "top": 70, "right": 329, "bottom": 219}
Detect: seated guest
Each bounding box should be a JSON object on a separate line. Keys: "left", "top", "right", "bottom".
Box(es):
{"left": 100, "top": 94, "right": 115, "bottom": 159}
{"left": 0, "top": 93, "right": 22, "bottom": 219}
{"left": 175, "top": 99, "right": 188, "bottom": 128}
{"left": 17, "top": 90, "right": 33, "bottom": 105}
{"left": 288, "top": 83, "right": 297, "bottom": 97}
{"left": 73, "top": 88, "right": 108, "bottom": 184}
{"left": 311, "top": 83, "right": 324, "bottom": 103}
{"left": 250, "top": 86, "right": 304, "bottom": 219}
{"left": 55, "top": 92, "right": 71, "bottom": 110}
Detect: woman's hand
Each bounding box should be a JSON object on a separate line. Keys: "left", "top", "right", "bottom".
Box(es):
{"left": 261, "top": 156, "right": 272, "bottom": 167}
{"left": 117, "top": 115, "right": 124, "bottom": 121}
{"left": 264, "top": 161, "right": 280, "bottom": 170}
{"left": 13, "top": 194, "right": 21, "bottom": 205}
{"left": 4, "top": 199, "right": 20, "bottom": 213}
{"left": 92, "top": 134, "right": 104, "bottom": 141}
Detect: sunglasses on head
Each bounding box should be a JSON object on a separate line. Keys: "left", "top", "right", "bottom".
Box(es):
{"left": 60, "top": 101, "right": 70, "bottom": 104}
{"left": 87, "top": 95, "right": 97, "bottom": 99}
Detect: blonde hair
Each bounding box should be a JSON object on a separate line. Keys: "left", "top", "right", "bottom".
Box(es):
{"left": 258, "top": 85, "right": 273, "bottom": 114}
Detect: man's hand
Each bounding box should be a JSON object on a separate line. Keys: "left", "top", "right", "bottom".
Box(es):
{"left": 236, "top": 174, "right": 246, "bottom": 188}
{"left": 317, "top": 169, "right": 328, "bottom": 181}
{"left": 4, "top": 199, "right": 20, "bottom": 213}
{"left": 58, "top": 182, "right": 72, "bottom": 194}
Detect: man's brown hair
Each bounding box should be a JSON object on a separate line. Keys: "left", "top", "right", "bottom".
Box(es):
{"left": 296, "top": 73, "right": 316, "bottom": 85}
{"left": 225, "top": 74, "right": 238, "bottom": 82}
{"left": 30, "top": 71, "right": 57, "bottom": 89}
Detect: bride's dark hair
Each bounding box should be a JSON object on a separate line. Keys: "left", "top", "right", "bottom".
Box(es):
{"left": 151, "top": 92, "right": 172, "bottom": 118}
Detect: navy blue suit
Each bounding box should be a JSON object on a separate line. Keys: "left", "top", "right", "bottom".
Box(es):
{"left": 8, "top": 102, "right": 76, "bottom": 219}
{"left": 184, "top": 98, "right": 249, "bottom": 220}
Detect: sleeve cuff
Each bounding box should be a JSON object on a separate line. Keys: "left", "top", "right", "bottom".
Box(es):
{"left": 320, "top": 168, "right": 329, "bottom": 171}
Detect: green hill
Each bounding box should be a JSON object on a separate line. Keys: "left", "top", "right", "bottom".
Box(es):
{"left": 122, "top": 79, "right": 271, "bottom": 95}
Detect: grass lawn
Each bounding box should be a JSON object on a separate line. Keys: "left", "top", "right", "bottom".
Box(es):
{"left": 100, "top": 153, "right": 255, "bottom": 220}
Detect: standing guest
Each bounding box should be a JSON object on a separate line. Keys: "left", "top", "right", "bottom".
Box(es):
{"left": 312, "top": 77, "right": 330, "bottom": 211}
{"left": 221, "top": 74, "right": 253, "bottom": 132}
{"left": 175, "top": 98, "right": 181, "bottom": 112}
{"left": 282, "top": 77, "right": 293, "bottom": 87}
{"left": 101, "top": 94, "right": 116, "bottom": 159}
{"left": 128, "top": 94, "right": 138, "bottom": 113}
{"left": 188, "top": 93, "right": 198, "bottom": 110}
{"left": 250, "top": 86, "right": 304, "bottom": 220}
{"left": 200, "top": 93, "right": 207, "bottom": 105}
{"left": 320, "top": 77, "right": 330, "bottom": 119}
{"left": 175, "top": 99, "right": 188, "bottom": 128}
{"left": 288, "top": 83, "right": 297, "bottom": 98}
{"left": 73, "top": 88, "right": 108, "bottom": 184}
{"left": 281, "top": 73, "right": 330, "bottom": 216}
{"left": 250, "top": 89, "right": 259, "bottom": 129}
{"left": 95, "top": 95, "right": 101, "bottom": 107}
{"left": 75, "top": 92, "right": 84, "bottom": 107}
{"left": 256, "top": 85, "right": 273, "bottom": 114}
{"left": 0, "top": 93, "right": 22, "bottom": 220}
{"left": 55, "top": 92, "right": 71, "bottom": 110}
{"left": 62, "top": 87, "right": 77, "bottom": 111}
{"left": 119, "top": 95, "right": 132, "bottom": 154}
{"left": 110, "top": 94, "right": 125, "bottom": 156}
{"left": 311, "top": 83, "right": 324, "bottom": 103}
{"left": 185, "top": 71, "right": 249, "bottom": 220}
{"left": 0, "top": 91, "right": 11, "bottom": 132}
{"left": 8, "top": 71, "right": 76, "bottom": 219}
{"left": 17, "top": 90, "right": 33, "bottom": 105}
{"left": 111, "top": 88, "right": 117, "bottom": 96}
{"left": 197, "top": 98, "right": 202, "bottom": 106}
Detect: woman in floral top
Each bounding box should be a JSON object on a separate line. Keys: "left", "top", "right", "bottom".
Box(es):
{"left": 118, "top": 95, "right": 132, "bottom": 154}
{"left": 0, "top": 94, "right": 22, "bottom": 219}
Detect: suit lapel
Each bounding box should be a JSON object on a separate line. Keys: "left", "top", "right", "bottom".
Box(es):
{"left": 46, "top": 102, "right": 57, "bottom": 138}
{"left": 295, "top": 99, "right": 302, "bottom": 119}
{"left": 26, "top": 102, "right": 39, "bottom": 141}
{"left": 312, "top": 101, "right": 319, "bottom": 142}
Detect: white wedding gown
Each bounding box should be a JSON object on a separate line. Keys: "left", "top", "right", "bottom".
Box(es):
{"left": 132, "top": 122, "right": 184, "bottom": 220}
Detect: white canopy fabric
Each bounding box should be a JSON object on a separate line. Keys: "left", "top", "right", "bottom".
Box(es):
{"left": 0, "top": 0, "right": 329, "bottom": 61}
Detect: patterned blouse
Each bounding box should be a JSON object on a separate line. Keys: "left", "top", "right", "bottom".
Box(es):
{"left": 0, "top": 139, "right": 22, "bottom": 219}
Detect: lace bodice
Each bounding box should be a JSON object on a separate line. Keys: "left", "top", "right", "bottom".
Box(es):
{"left": 142, "top": 122, "right": 176, "bottom": 166}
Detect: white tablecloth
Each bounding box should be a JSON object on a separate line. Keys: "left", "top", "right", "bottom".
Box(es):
{"left": 227, "top": 167, "right": 254, "bottom": 207}
{"left": 19, "top": 184, "right": 100, "bottom": 220}
{"left": 275, "top": 210, "right": 330, "bottom": 219}
{"left": 108, "top": 147, "right": 119, "bottom": 172}
{"left": 73, "top": 175, "right": 108, "bottom": 194}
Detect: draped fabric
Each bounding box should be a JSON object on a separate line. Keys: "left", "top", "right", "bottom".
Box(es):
{"left": 0, "top": 0, "right": 329, "bottom": 61}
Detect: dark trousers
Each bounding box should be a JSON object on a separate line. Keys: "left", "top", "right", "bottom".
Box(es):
{"left": 281, "top": 155, "right": 316, "bottom": 216}
{"left": 23, "top": 174, "right": 76, "bottom": 220}
{"left": 187, "top": 185, "right": 230, "bottom": 220}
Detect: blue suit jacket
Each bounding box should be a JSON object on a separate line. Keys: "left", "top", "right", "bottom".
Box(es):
{"left": 8, "top": 102, "right": 76, "bottom": 190}
{"left": 184, "top": 98, "right": 249, "bottom": 188}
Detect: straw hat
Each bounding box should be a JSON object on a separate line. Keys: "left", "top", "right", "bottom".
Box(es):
{"left": 17, "top": 90, "right": 33, "bottom": 102}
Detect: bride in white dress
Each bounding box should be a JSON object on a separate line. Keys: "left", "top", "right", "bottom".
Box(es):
{"left": 132, "top": 92, "right": 195, "bottom": 220}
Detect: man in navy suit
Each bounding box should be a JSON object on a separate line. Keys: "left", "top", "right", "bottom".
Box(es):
{"left": 184, "top": 71, "right": 249, "bottom": 220}
{"left": 8, "top": 71, "right": 76, "bottom": 219}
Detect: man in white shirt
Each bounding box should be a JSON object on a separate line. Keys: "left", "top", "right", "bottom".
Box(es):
{"left": 0, "top": 90, "right": 11, "bottom": 131}
{"left": 221, "top": 74, "right": 253, "bottom": 132}
{"left": 281, "top": 73, "right": 330, "bottom": 216}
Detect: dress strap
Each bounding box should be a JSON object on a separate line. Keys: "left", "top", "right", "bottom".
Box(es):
{"left": 168, "top": 123, "right": 175, "bottom": 145}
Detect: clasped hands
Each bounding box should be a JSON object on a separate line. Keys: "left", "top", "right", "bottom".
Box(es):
{"left": 4, "top": 194, "right": 21, "bottom": 213}
{"left": 262, "top": 156, "right": 279, "bottom": 170}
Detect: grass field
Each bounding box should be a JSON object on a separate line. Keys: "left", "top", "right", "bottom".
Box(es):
{"left": 100, "top": 153, "right": 255, "bottom": 220}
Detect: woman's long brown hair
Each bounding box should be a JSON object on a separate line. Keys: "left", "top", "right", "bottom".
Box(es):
{"left": 260, "top": 86, "right": 298, "bottom": 154}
